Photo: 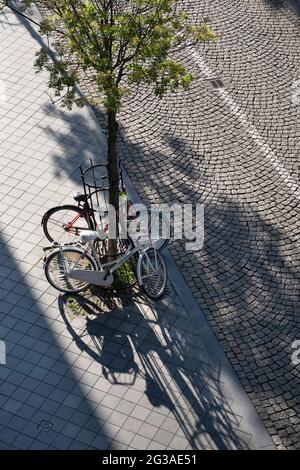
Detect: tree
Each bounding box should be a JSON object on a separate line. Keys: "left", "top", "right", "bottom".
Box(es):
{"left": 2, "top": 0, "right": 215, "bottom": 253}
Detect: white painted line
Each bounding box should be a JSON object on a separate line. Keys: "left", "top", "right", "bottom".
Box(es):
{"left": 188, "top": 47, "right": 300, "bottom": 201}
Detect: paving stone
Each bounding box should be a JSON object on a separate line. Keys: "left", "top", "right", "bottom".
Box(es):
{"left": 130, "top": 434, "right": 152, "bottom": 450}
{"left": 153, "top": 429, "right": 174, "bottom": 447}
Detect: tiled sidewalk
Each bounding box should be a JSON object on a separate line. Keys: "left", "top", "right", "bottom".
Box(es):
{"left": 0, "top": 8, "right": 273, "bottom": 450}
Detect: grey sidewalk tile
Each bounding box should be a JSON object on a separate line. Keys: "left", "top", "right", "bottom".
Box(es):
{"left": 130, "top": 434, "right": 152, "bottom": 450}
{"left": 60, "top": 422, "right": 81, "bottom": 440}
{"left": 2, "top": 399, "right": 23, "bottom": 415}
{"left": 110, "top": 440, "right": 128, "bottom": 450}
{"left": 48, "top": 387, "right": 69, "bottom": 404}
{"left": 52, "top": 434, "right": 73, "bottom": 450}
{"left": 91, "top": 433, "right": 111, "bottom": 450}
{"left": 39, "top": 399, "right": 60, "bottom": 416}
{"left": 54, "top": 404, "right": 74, "bottom": 422}
{"left": 79, "top": 371, "right": 100, "bottom": 388}
{"left": 105, "top": 384, "right": 128, "bottom": 399}
{"left": 76, "top": 428, "right": 97, "bottom": 446}
{"left": 103, "top": 422, "right": 121, "bottom": 441}
{"left": 94, "top": 405, "right": 113, "bottom": 422}
{"left": 153, "top": 429, "right": 174, "bottom": 447}
{"left": 68, "top": 440, "right": 90, "bottom": 450}
{"left": 83, "top": 415, "right": 106, "bottom": 433}
{"left": 137, "top": 422, "right": 158, "bottom": 440}
{"left": 114, "top": 429, "right": 135, "bottom": 447}
{"left": 18, "top": 404, "right": 39, "bottom": 421}
{"left": 29, "top": 439, "right": 50, "bottom": 450}
{"left": 115, "top": 399, "right": 136, "bottom": 415}
{"left": 146, "top": 411, "right": 166, "bottom": 428}
{"left": 1, "top": 382, "right": 18, "bottom": 398}
{"left": 0, "top": 411, "right": 14, "bottom": 428}
{"left": 6, "top": 415, "right": 28, "bottom": 433}
{"left": 26, "top": 392, "right": 46, "bottom": 409}
{"left": 63, "top": 393, "right": 83, "bottom": 409}
{"left": 123, "top": 416, "right": 143, "bottom": 434}
{"left": 168, "top": 434, "right": 189, "bottom": 450}
{"left": 0, "top": 428, "right": 19, "bottom": 445}
{"left": 0, "top": 367, "right": 13, "bottom": 382}
{"left": 11, "top": 388, "right": 31, "bottom": 404}
{"left": 43, "top": 371, "right": 63, "bottom": 387}
{"left": 161, "top": 416, "right": 180, "bottom": 434}
{"left": 122, "top": 389, "right": 144, "bottom": 404}
{"left": 146, "top": 440, "right": 168, "bottom": 450}
{"left": 19, "top": 376, "right": 40, "bottom": 393}
{"left": 130, "top": 405, "right": 151, "bottom": 422}
{"left": 13, "top": 433, "right": 34, "bottom": 450}
{"left": 106, "top": 410, "right": 128, "bottom": 428}
{"left": 85, "top": 387, "right": 105, "bottom": 405}
{"left": 34, "top": 382, "right": 55, "bottom": 399}
{"left": 100, "top": 394, "right": 121, "bottom": 411}
{"left": 68, "top": 410, "right": 90, "bottom": 428}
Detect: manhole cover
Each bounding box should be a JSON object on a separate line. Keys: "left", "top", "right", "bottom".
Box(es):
{"left": 37, "top": 420, "right": 53, "bottom": 432}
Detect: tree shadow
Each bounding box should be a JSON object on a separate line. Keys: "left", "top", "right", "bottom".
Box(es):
{"left": 264, "top": 0, "right": 300, "bottom": 15}
{"left": 40, "top": 105, "right": 300, "bottom": 448}
{"left": 264, "top": 0, "right": 285, "bottom": 9}
{"left": 0, "top": 228, "right": 115, "bottom": 449}
{"left": 284, "top": 0, "right": 300, "bottom": 14}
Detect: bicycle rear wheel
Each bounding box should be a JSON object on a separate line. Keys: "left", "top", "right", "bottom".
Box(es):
{"left": 42, "top": 205, "right": 94, "bottom": 244}
{"left": 137, "top": 248, "right": 167, "bottom": 299}
{"left": 44, "top": 247, "right": 97, "bottom": 294}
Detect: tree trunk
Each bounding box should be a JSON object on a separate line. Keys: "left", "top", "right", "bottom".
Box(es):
{"left": 107, "top": 109, "right": 119, "bottom": 258}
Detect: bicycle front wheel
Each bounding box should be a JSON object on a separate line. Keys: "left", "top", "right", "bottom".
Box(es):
{"left": 137, "top": 248, "right": 167, "bottom": 299}
{"left": 44, "top": 247, "right": 97, "bottom": 294}
{"left": 42, "top": 205, "right": 94, "bottom": 244}
{"left": 148, "top": 211, "right": 170, "bottom": 252}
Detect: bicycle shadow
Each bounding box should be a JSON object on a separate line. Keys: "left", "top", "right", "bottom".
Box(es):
{"left": 59, "top": 289, "right": 140, "bottom": 386}
{"left": 58, "top": 289, "right": 249, "bottom": 449}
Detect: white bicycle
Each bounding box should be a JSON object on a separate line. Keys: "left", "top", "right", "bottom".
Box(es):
{"left": 44, "top": 230, "right": 167, "bottom": 299}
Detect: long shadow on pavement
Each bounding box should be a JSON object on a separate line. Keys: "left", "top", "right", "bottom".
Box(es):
{"left": 58, "top": 288, "right": 249, "bottom": 450}
{"left": 0, "top": 229, "right": 114, "bottom": 449}
{"left": 39, "top": 103, "right": 300, "bottom": 448}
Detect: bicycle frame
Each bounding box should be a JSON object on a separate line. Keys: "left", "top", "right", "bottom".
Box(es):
{"left": 59, "top": 238, "right": 140, "bottom": 277}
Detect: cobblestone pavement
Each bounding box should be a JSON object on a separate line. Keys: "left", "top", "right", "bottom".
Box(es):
{"left": 0, "top": 8, "right": 274, "bottom": 450}
{"left": 81, "top": 1, "right": 300, "bottom": 449}
{"left": 115, "top": 1, "right": 300, "bottom": 450}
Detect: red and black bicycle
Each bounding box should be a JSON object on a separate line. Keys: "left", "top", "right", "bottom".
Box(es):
{"left": 41, "top": 162, "right": 169, "bottom": 252}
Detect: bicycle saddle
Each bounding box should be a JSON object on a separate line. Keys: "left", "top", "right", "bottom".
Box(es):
{"left": 73, "top": 192, "right": 88, "bottom": 202}
{"left": 80, "top": 230, "right": 105, "bottom": 243}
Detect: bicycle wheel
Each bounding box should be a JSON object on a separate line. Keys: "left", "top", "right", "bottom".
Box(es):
{"left": 137, "top": 248, "right": 167, "bottom": 299}
{"left": 148, "top": 211, "right": 170, "bottom": 252}
{"left": 42, "top": 205, "right": 94, "bottom": 244}
{"left": 44, "top": 247, "right": 97, "bottom": 294}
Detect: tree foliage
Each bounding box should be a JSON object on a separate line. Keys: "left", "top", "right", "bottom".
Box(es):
{"left": 1, "top": 0, "right": 215, "bottom": 251}
{"left": 19, "top": 0, "right": 216, "bottom": 112}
